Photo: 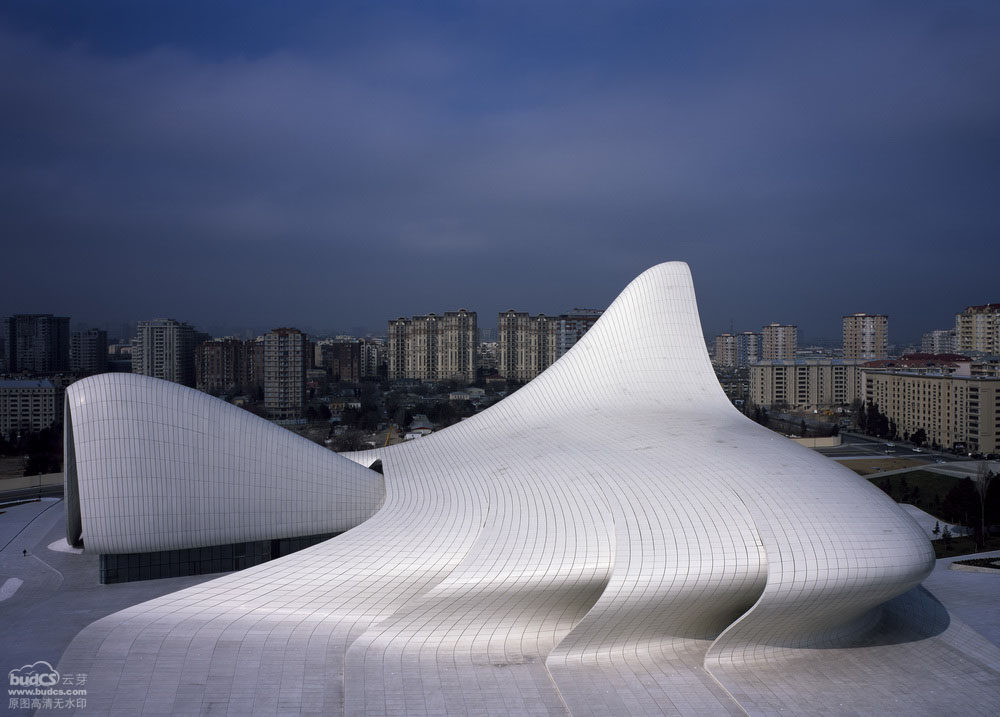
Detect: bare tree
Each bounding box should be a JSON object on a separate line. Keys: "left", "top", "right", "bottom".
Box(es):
{"left": 972, "top": 461, "right": 994, "bottom": 550}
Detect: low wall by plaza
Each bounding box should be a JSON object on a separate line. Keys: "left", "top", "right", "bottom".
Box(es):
{"left": 791, "top": 435, "right": 842, "bottom": 448}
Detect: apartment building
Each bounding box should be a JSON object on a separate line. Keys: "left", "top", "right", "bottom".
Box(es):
{"left": 0, "top": 379, "right": 59, "bottom": 435}
{"left": 842, "top": 313, "right": 888, "bottom": 360}
{"left": 387, "top": 310, "right": 478, "bottom": 383}
{"left": 499, "top": 312, "right": 559, "bottom": 380}
{"left": 737, "top": 331, "right": 761, "bottom": 367}
{"left": 132, "top": 319, "right": 204, "bottom": 387}
{"left": 555, "top": 310, "right": 603, "bottom": 356}
{"left": 865, "top": 369, "right": 1000, "bottom": 454}
{"left": 714, "top": 333, "right": 737, "bottom": 368}
{"left": 195, "top": 338, "right": 253, "bottom": 395}
{"left": 761, "top": 323, "right": 797, "bottom": 360}
{"left": 4, "top": 314, "right": 70, "bottom": 374}
{"left": 359, "top": 338, "right": 384, "bottom": 379}
{"left": 70, "top": 328, "right": 108, "bottom": 376}
{"left": 497, "top": 311, "right": 602, "bottom": 381}
{"left": 955, "top": 303, "right": 1000, "bottom": 354}
{"left": 263, "top": 328, "right": 307, "bottom": 420}
{"left": 749, "top": 359, "right": 866, "bottom": 409}
{"left": 316, "top": 340, "right": 362, "bottom": 382}
{"left": 921, "top": 329, "right": 956, "bottom": 355}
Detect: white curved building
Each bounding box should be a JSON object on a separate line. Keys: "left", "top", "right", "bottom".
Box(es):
{"left": 58, "top": 262, "right": 1000, "bottom": 715}
{"left": 64, "top": 373, "right": 384, "bottom": 555}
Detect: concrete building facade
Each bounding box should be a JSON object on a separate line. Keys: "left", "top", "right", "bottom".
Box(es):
{"left": 263, "top": 328, "right": 307, "bottom": 420}
{"left": 842, "top": 313, "right": 888, "bottom": 360}
{"left": 737, "top": 331, "right": 761, "bottom": 367}
{"left": 761, "top": 323, "right": 797, "bottom": 360}
{"left": 922, "top": 329, "right": 956, "bottom": 355}
{"left": 4, "top": 314, "right": 70, "bottom": 374}
{"left": 555, "top": 310, "right": 603, "bottom": 356}
{"left": 750, "top": 359, "right": 866, "bottom": 409}
{"left": 0, "top": 379, "right": 59, "bottom": 435}
{"left": 955, "top": 303, "right": 1000, "bottom": 354}
{"left": 498, "top": 311, "right": 602, "bottom": 381}
{"left": 499, "top": 312, "right": 559, "bottom": 380}
{"left": 316, "top": 340, "right": 362, "bottom": 382}
{"left": 195, "top": 338, "right": 252, "bottom": 396}
{"left": 865, "top": 369, "right": 1000, "bottom": 454}
{"left": 713, "top": 333, "right": 737, "bottom": 367}
{"left": 359, "top": 338, "right": 384, "bottom": 378}
{"left": 131, "top": 319, "right": 200, "bottom": 387}
{"left": 69, "top": 328, "right": 108, "bottom": 376}
{"left": 387, "top": 310, "right": 478, "bottom": 383}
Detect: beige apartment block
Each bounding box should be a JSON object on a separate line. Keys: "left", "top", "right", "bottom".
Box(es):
{"left": 499, "top": 312, "right": 559, "bottom": 381}
{"left": 761, "top": 323, "right": 797, "bottom": 360}
{"left": 864, "top": 370, "right": 1000, "bottom": 454}
{"left": 387, "top": 310, "right": 478, "bottom": 383}
{"left": 955, "top": 303, "right": 1000, "bottom": 354}
{"left": 497, "top": 311, "right": 602, "bottom": 381}
{"left": 750, "top": 359, "right": 866, "bottom": 409}
{"left": 714, "top": 333, "right": 737, "bottom": 367}
{"left": 842, "top": 313, "right": 888, "bottom": 360}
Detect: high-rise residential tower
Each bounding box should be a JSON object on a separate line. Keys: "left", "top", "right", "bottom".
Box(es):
{"left": 70, "top": 328, "right": 108, "bottom": 376}
{"left": 921, "top": 329, "right": 956, "bottom": 355}
{"left": 761, "top": 323, "right": 797, "bottom": 360}
{"left": 713, "top": 333, "right": 737, "bottom": 367}
{"left": 263, "top": 328, "right": 307, "bottom": 419}
{"left": 359, "top": 338, "right": 385, "bottom": 379}
{"left": 842, "top": 313, "right": 888, "bottom": 360}
{"left": 955, "top": 303, "right": 1000, "bottom": 354}
{"left": 387, "top": 310, "right": 478, "bottom": 383}
{"left": 195, "top": 338, "right": 253, "bottom": 395}
{"left": 316, "top": 340, "right": 362, "bottom": 382}
{"left": 498, "top": 311, "right": 602, "bottom": 381}
{"left": 4, "top": 314, "right": 70, "bottom": 374}
{"left": 737, "top": 331, "right": 761, "bottom": 367}
{"left": 131, "top": 319, "right": 200, "bottom": 386}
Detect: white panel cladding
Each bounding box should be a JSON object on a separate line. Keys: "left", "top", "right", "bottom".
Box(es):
{"left": 55, "top": 263, "right": 1000, "bottom": 716}
{"left": 65, "top": 373, "right": 384, "bottom": 553}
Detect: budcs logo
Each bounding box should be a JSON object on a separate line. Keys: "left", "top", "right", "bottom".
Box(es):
{"left": 8, "top": 661, "right": 60, "bottom": 688}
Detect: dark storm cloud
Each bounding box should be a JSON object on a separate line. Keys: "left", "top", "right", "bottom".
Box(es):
{"left": 1, "top": 2, "right": 999, "bottom": 341}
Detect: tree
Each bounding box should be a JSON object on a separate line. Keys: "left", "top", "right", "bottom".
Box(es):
{"left": 331, "top": 429, "right": 367, "bottom": 452}
{"left": 911, "top": 428, "right": 927, "bottom": 446}
{"left": 932, "top": 521, "right": 940, "bottom": 536}
{"left": 942, "top": 477, "right": 978, "bottom": 536}
{"left": 799, "top": 419, "right": 807, "bottom": 437}
{"left": 973, "top": 462, "right": 995, "bottom": 550}
{"left": 942, "top": 525, "right": 953, "bottom": 547}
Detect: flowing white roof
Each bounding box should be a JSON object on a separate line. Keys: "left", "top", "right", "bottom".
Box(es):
{"left": 58, "top": 262, "right": 1000, "bottom": 714}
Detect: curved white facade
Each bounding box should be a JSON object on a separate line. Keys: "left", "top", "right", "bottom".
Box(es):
{"left": 56, "top": 263, "right": 1000, "bottom": 715}
{"left": 64, "top": 373, "right": 384, "bottom": 553}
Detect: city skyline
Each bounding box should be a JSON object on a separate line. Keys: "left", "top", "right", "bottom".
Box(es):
{"left": 3, "top": 3, "right": 999, "bottom": 343}
{"left": 4, "top": 297, "right": 996, "bottom": 347}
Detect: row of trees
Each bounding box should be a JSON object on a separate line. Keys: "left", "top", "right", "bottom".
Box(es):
{"left": 875, "top": 466, "right": 997, "bottom": 549}
{"left": 857, "top": 402, "right": 931, "bottom": 447}
{"left": 0, "top": 426, "right": 63, "bottom": 476}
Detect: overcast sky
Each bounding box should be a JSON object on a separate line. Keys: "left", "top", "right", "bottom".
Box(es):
{"left": 2, "top": 1, "right": 998, "bottom": 342}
